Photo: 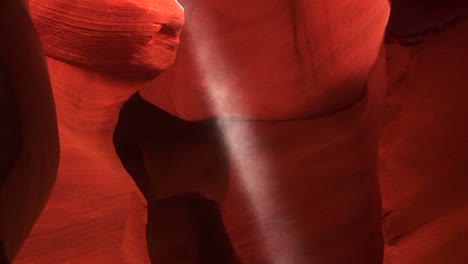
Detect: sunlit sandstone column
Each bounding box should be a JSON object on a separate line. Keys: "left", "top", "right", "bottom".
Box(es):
{"left": 116, "top": 0, "right": 391, "bottom": 263}
{"left": 0, "top": 1, "right": 59, "bottom": 262}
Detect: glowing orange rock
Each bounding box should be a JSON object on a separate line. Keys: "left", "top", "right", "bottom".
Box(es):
{"left": 114, "top": 1, "right": 391, "bottom": 263}
{"left": 7, "top": 0, "right": 392, "bottom": 263}
{"left": 11, "top": 0, "right": 184, "bottom": 263}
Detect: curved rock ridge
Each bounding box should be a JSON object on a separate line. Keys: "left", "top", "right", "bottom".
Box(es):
{"left": 30, "top": 0, "right": 185, "bottom": 80}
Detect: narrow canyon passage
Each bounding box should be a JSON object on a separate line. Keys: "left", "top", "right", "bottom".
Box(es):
{"left": 15, "top": 19, "right": 468, "bottom": 262}
{"left": 1, "top": 0, "right": 466, "bottom": 263}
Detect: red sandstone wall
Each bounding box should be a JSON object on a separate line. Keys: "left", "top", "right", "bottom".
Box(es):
{"left": 0, "top": 0, "right": 466, "bottom": 263}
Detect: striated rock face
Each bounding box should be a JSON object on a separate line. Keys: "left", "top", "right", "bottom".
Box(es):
{"left": 114, "top": 2, "right": 390, "bottom": 261}
{"left": 12, "top": 1, "right": 184, "bottom": 263}
{"left": 30, "top": 0, "right": 184, "bottom": 80}
{"left": 114, "top": 48, "right": 388, "bottom": 263}
{"left": 140, "top": 0, "right": 390, "bottom": 120}
{"left": 2, "top": 0, "right": 465, "bottom": 263}
{"left": 0, "top": 0, "right": 59, "bottom": 262}
{"left": 115, "top": 4, "right": 389, "bottom": 260}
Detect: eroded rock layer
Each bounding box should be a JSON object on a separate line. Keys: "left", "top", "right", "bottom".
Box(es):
{"left": 30, "top": 0, "right": 184, "bottom": 80}
{"left": 13, "top": 1, "right": 185, "bottom": 262}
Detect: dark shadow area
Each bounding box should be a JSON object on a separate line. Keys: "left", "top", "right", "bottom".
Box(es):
{"left": 388, "top": 0, "right": 468, "bottom": 36}
{"left": 0, "top": 65, "right": 21, "bottom": 188}
{"left": 0, "top": 243, "right": 10, "bottom": 264}
{"left": 114, "top": 93, "right": 238, "bottom": 263}
{"left": 147, "top": 193, "right": 240, "bottom": 264}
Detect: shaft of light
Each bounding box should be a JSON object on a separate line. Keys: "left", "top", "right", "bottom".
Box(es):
{"left": 185, "top": 21, "right": 301, "bottom": 264}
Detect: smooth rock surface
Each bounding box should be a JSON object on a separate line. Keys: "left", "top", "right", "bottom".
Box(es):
{"left": 14, "top": 0, "right": 184, "bottom": 263}
{"left": 141, "top": 0, "right": 390, "bottom": 120}
{"left": 381, "top": 18, "right": 468, "bottom": 264}
{"left": 0, "top": 0, "right": 59, "bottom": 261}
{"left": 6, "top": 1, "right": 468, "bottom": 264}
{"left": 114, "top": 47, "right": 388, "bottom": 263}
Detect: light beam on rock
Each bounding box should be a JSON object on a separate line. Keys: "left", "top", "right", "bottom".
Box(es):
{"left": 185, "top": 20, "right": 300, "bottom": 264}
